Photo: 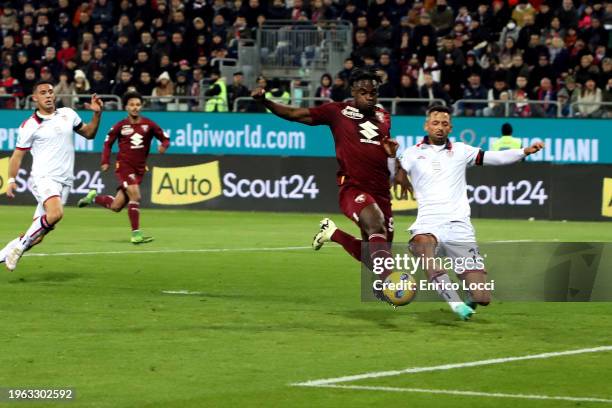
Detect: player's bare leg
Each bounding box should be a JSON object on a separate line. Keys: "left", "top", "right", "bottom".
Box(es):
{"left": 460, "top": 271, "right": 491, "bottom": 309}
{"left": 5, "top": 197, "right": 62, "bottom": 271}
{"left": 125, "top": 184, "right": 152, "bottom": 244}
{"left": 78, "top": 189, "right": 126, "bottom": 212}
{"left": 409, "top": 234, "right": 475, "bottom": 320}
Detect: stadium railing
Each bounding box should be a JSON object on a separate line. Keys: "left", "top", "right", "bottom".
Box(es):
{"left": 0, "top": 94, "right": 20, "bottom": 108}
{"left": 24, "top": 94, "right": 122, "bottom": 110}
{"left": 454, "top": 98, "right": 563, "bottom": 118}
{"left": 569, "top": 101, "right": 612, "bottom": 118}
{"left": 232, "top": 96, "right": 333, "bottom": 112}
{"left": 342, "top": 97, "right": 448, "bottom": 115}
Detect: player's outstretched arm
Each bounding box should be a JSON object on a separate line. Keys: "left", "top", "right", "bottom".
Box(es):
{"left": 77, "top": 94, "right": 104, "bottom": 140}
{"left": 251, "top": 88, "right": 314, "bottom": 125}
{"left": 6, "top": 148, "right": 26, "bottom": 198}
{"left": 482, "top": 142, "right": 544, "bottom": 166}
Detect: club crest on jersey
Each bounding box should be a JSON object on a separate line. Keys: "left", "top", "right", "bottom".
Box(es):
{"left": 121, "top": 126, "right": 134, "bottom": 136}
{"left": 354, "top": 194, "right": 366, "bottom": 203}
{"left": 359, "top": 121, "right": 380, "bottom": 145}
{"left": 375, "top": 111, "right": 385, "bottom": 123}
{"left": 341, "top": 106, "right": 364, "bottom": 120}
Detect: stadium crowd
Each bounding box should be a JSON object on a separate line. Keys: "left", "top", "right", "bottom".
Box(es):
{"left": 0, "top": 0, "right": 609, "bottom": 116}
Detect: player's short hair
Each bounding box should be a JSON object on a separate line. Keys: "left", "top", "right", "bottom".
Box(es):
{"left": 426, "top": 104, "right": 452, "bottom": 117}
{"left": 33, "top": 79, "right": 55, "bottom": 92}
{"left": 502, "top": 123, "right": 513, "bottom": 135}
{"left": 348, "top": 68, "right": 379, "bottom": 88}
{"left": 123, "top": 91, "right": 143, "bottom": 105}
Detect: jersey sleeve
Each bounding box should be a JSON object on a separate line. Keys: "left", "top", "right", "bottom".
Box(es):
{"left": 307, "top": 102, "right": 337, "bottom": 126}
{"left": 398, "top": 148, "right": 413, "bottom": 173}
{"left": 66, "top": 108, "right": 83, "bottom": 131}
{"left": 150, "top": 121, "right": 170, "bottom": 149}
{"left": 101, "top": 125, "right": 120, "bottom": 165}
{"left": 463, "top": 143, "right": 485, "bottom": 167}
{"left": 16, "top": 122, "right": 34, "bottom": 150}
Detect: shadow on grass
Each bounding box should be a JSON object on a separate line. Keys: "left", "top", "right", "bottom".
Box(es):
{"left": 8, "top": 271, "right": 81, "bottom": 283}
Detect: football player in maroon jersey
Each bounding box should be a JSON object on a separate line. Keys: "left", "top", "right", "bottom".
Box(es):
{"left": 77, "top": 91, "right": 170, "bottom": 244}
{"left": 253, "top": 69, "right": 408, "bottom": 299}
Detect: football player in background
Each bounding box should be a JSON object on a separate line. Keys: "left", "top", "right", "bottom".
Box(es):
{"left": 77, "top": 91, "right": 170, "bottom": 244}
{"left": 253, "top": 69, "right": 409, "bottom": 298}
{"left": 0, "top": 81, "right": 103, "bottom": 271}
{"left": 398, "top": 105, "right": 544, "bottom": 320}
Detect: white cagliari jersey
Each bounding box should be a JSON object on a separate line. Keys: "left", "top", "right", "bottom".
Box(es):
{"left": 399, "top": 137, "right": 484, "bottom": 229}
{"left": 16, "top": 107, "right": 83, "bottom": 186}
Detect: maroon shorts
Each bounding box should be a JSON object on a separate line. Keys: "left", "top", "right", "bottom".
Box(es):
{"left": 338, "top": 184, "right": 394, "bottom": 242}
{"left": 115, "top": 161, "right": 145, "bottom": 189}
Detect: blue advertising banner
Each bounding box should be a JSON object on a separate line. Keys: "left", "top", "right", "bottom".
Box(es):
{"left": 0, "top": 110, "right": 609, "bottom": 163}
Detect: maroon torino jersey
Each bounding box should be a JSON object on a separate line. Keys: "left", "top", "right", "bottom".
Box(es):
{"left": 101, "top": 117, "right": 170, "bottom": 171}
{"left": 308, "top": 102, "right": 392, "bottom": 196}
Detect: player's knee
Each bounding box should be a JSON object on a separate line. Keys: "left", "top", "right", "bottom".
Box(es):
{"left": 46, "top": 208, "right": 63, "bottom": 224}
{"left": 363, "top": 217, "right": 385, "bottom": 237}
{"left": 110, "top": 205, "right": 122, "bottom": 213}
{"left": 409, "top": 234, "right": 436, "bottom": 255}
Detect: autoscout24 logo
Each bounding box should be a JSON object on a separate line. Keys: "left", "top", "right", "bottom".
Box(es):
{"left": 151, "top": 161, "right": 223, "bottom": 205}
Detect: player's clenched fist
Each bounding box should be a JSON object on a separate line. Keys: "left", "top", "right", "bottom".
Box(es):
{"left": 251, "top": 88, "right": 265, "bottom": 101}
{"left": 6, "top": 180, "right": 16, "bottom": 198}
{"left": 523, "top": 142, "right": 544, "bottom": 156}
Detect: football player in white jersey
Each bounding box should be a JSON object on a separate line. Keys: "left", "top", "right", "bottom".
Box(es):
{"left": 0, "top": 80, "right": 103, "bottom": 271}
{"left": 397, "top": 105, "right": 543, "bottom": 320}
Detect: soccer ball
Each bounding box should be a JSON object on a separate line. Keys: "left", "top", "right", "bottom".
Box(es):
{"left": 382, "top": 272, "right": 417, "bottom": 307}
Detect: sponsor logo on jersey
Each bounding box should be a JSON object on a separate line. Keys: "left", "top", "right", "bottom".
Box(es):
{"left": 355, "top": 194, "right": 366, "bottom": 203}
{"left": 130, "top": 133, "right": 144, "bottom": 149}
{"left": 0, "top": 156, "right": 8, "bottom": 195}
{"left": 602, "top": 177, "right": 612, "bottom": 217}
{"left": 151, "top": 161, "right": 222, "bottom": 205}
{"left": 341, "top": 106, "right": 364, "bottom": 120}
{"left": 121, "top": 126, "right": 134, "bottom": 136}
{"left": 359, "top": 121, "right": 380, "bottom": 144}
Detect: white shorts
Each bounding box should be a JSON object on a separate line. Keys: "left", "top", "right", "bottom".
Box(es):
{"left": 409, "top": 220, "right": 485, "bottom": 275}
{"left": 30, "top": 176, "right": 70, "bottom": 218}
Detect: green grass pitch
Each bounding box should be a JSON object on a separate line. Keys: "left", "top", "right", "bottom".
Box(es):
{"left": 0, "top": 206, "right": 611, "bottom": 407}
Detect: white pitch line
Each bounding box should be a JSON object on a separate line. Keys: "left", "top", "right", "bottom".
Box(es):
{"left": 161, "top": 290, "right": 205, "bottom": 295}
{"left": 23, "top": 246, "right": 316, "bottom": 257}
{"left": 312, "top": 384, "right": 612, "bottom": 404}
{"left": 292, "top": 345, "right": 612, "bottom": 387}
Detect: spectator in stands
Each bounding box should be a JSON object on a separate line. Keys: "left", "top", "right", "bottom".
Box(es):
{"left": 112, "top": 69, "right": 135, "bottom": 97}
{"left": 512, "top": 89, "right": 532, "bottom": 117}
{"left": 557, "top": 88, "right": 571, "bottom": 117}
{"left": 417, "top": 54, "right": 440, "bottom": 87}
{"left": 268, "top": 0, "right": 289, "bottom": 20}
{"left": 133, "top": 50, "right": 155, "bottom": 80}
{"left": 544, "top": 17, "right": 566, "bottom": 41}
{"left": 549, "top": 37, "right": 570, "bottom": 79}
{"left": 438, "top": 36, "right": 464, "bottom": 68}
{"left": 376, "top": 69, "right": 396, "bottom": 109}
{"left": 419, "top": 72, "right": 449, "bottom": 109}
{"left": 41, "top": 47, "right": 62, "bottom": 80}
{"left": 574, "top": 54, "right": 600, "bottom": 85}
{"left": 330, "top": 75, "right": 350, "bottom": 102}
{"left": 78, "top": 49, "right": 94, "bottom": 78}
{"left": 338, "top": 58, "right": 354, "bottom": 82}
{"left": 498, "top": 19, "right": 520, "bottom": 50}
{"left": 455, "top": 6, "right": 472, "bottom": 28}
{"left": 13, "top": 51, "right": 33, "bottom": 84}
{"left": 73, "top": 69, "right": 91, "bottom": 109}
{"left": 377, "top": 52, "right": 399, "bottom": 87}
{"left": 439, "top": 53, "right": 462, "bottom": 102}
{"left": 396, "top": 73, "right": 420, "bottom": 115}
{"left": 512, "top": 0, "right": 535, "bottom": 27}
{"left": 315, "top": 73, "right": 332, "bottom": 101}
{"left": 556, "top": 0, "right": 579, "bottom": 29}
{"left": 413, "top": 12, "right": 436, "bottom": 49}
{"left": 535, "top": 1, "right": 553, "bottom": 33}
{"left": 461, "top": 72, "right": 487, "bottom": 116}
{"left": 430, "top": 0, "right": 454, "bottom": 37}
{"left": 602, "top": 78, "right": 612, "bottom": 118}
{"left": 21, "top": 67, "right": 37, "bottom": 104}
{"left": 228, "top": 71, "right": 250, "bottom": 112}
{"left": 54, "top": 72, "right": 75, "bottom": 109}
{"left": 371, "top": 15, "right": 394, "bottom": 49}
{"left": 136, "top": 71, "right": 156, "bottom": 97}
{"left": 484, "top": 75, "right": 510, "bottom": 117}
{"left": 205, "top": 70, "right": 228, "bottom": 112}
{"left": 351, "top": 30, "right": 376, "bottom": 66}
{"left": 340, "top": 2, "right": 361, "bottom": 27}
{"left": 530, "top": 54, "right": 555, "bottom": 90}
{"left": 533, "top": 77, "right": 557, "bottom": 117}
{"left": 109, "top": 34, "right": 134, "bottom": 71}
{"left": 389, "top": 0, "right": 409, "bottom": 25}
{"left": 576, "top": 78, "right": 602, "bottom": 117}
{"left": 57, "top": 40, "right": 77, "bottom": 67}
{"left": 90, "top": 69, "right": 111, "bottom": 95}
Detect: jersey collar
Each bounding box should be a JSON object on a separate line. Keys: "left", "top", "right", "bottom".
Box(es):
{"left": 33, "top": 110, "right": 56, "bottom": 123}
{"left": 418, "top": 136, "right": 453, "bottom": 150}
